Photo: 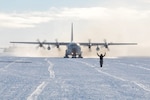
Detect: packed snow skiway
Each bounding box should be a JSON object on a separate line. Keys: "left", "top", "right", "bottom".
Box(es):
{"left": 0, "top": 56, "right": 150, "bottom": 99}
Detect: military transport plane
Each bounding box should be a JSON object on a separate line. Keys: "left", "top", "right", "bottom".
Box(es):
{"left": 10, "top": 23, "right": 137, "bottom": 58}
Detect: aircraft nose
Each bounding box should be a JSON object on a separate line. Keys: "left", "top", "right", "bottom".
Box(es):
{"left": 71, "top": 48, "right": 77, "bottom": 55}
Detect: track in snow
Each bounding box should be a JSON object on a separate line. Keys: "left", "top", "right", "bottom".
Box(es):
{"left": 27, "top": 58, "right": 55, "bottom": 100}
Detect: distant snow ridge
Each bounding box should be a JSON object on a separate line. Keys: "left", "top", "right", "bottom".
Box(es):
{"left": 0, "top": 59, "right": 22, "bottom": 71}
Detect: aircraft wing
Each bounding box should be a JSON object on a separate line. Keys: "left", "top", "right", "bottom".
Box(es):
{"left": 10, "top": 42, "right": 42, "bottom": 44}
{"left": 79, "top": 42, "right": 137, "bottom": 46}
{"left": 79, "top": 42, "right": 137, "bottom": 51}
{"left": 10, "top": 41, "right": 69, "bottom": 45}
{"left": 107, "top": 43, "right": 137, "bottom": 45}
{"left": 80, "top": 43, "right": 106, "bottom": 46}
{"left": 10, "top": 41, "right": 137, "bottom": 46}
{"left": 43, "top": 42, "right": 69, "bottom": 45}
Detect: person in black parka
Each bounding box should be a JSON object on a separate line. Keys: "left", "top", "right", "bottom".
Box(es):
{"left": 97, "top": 52, "right": 106, "bottom": 67}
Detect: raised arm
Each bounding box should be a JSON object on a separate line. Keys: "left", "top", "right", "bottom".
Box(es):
{"left": 97, "top": 53, "right": 100, "bottom": 57}
{"left": 103, "top": 52, "right": 106, "bottom": 57}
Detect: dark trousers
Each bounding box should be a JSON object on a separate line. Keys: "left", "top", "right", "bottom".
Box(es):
{"left": 100, "top": 60, "right": 103, "bottom": 67}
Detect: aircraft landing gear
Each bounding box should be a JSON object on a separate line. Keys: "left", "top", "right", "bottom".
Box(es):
{"left": 64, "top": 55, "right": 69, "bottom": 58}
{"left": 72, "top": 54, "right": 77, "bottom": 58}
{"left": 64, "top": 50, "right": 83, "bottom": 58}
{"left": 78, "top": 54, "right": 83, "bottom": 58}
{"left": 64, "top": 50, "right": 69, "bottom": 58}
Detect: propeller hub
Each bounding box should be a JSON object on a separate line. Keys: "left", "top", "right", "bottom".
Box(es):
{"left": 36, "top": 39, "right": 46, "bottom": 49}
{"left": 96, "top": 46, "right": 100, "bottom": 51}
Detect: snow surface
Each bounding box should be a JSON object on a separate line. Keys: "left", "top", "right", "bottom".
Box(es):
{"left": 0, "top": 56, "right": 150, "bottom": 100}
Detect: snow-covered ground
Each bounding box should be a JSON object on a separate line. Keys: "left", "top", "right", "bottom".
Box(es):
{"left": 0, "top": 56, "right": 150, "bottom": 100}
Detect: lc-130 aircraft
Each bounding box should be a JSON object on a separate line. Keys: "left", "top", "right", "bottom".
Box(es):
{"left": 10, "top": 23, "right": 137, "bottom": 58}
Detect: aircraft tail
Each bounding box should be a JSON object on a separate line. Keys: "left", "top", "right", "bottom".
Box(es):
{"left": 71, "top": 23, "right": 73, "bottom": 42}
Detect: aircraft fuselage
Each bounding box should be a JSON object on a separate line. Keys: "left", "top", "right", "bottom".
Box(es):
{"left": 65, "top": 42, "right": 82, "bottom": 58}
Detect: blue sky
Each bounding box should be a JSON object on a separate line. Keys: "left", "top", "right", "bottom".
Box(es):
{"left": 0, "top": 0, "right": 150, "bottom": 56}
{"left": 1, "top": 0, "right": 149, "bottom": 12}
{"left": 0, "top": 0, "right": 104, "bottom": 11}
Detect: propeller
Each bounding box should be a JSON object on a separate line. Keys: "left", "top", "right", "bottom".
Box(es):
{"left": 55, "top": 39, "right": 60, "bottom": 48}
{"left": 52, "top": 39, "right": 61, "bottom": 51}
{"left": 36, "top": 39, "right": 46, "bottom": 49}
{"left": 88, "top": 39, "right": 92, "bottom": 51}
{"left": 104, "top": 39, "right": 109, "bottom": 51}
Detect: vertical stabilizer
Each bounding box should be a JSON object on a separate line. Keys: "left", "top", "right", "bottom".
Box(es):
{"left": 71, "top": 23, "right": 73, "bottom": 42}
